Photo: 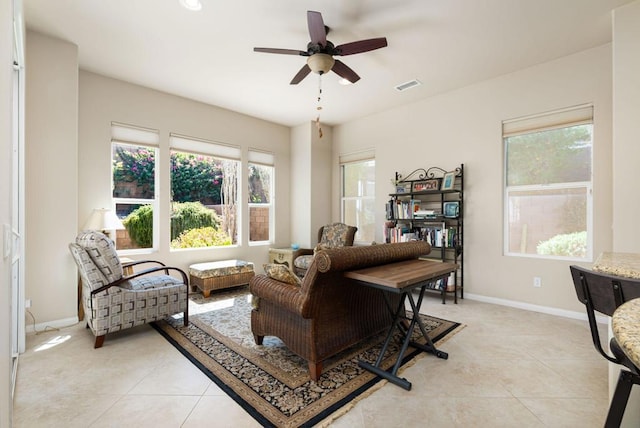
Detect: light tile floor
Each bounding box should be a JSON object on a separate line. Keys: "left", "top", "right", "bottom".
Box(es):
{"left": 14, "top": 296, "right": 611, "bottom": 427}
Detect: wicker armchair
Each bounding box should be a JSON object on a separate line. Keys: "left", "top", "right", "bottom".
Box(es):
{"left": 250, "top": 241, "right": 431, "bottom": 381}
{"left": 69, "top": 230, "right": 189, "bottom": 348}
{"left": 292, "top": 222, "right": 357, "bottom": 277}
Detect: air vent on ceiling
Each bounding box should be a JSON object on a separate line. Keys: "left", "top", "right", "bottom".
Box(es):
{"left": 395, "top": 79, "right": 422, "bottom": 92}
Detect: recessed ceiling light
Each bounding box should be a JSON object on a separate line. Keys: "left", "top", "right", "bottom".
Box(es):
{"left": 338, "top": 78, "right": 352, "bottom": 86}
{"left": 179, "top": 0, "right": 202, "bottom": 11}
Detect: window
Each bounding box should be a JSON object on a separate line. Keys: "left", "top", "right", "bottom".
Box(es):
{"left": 248, "top": 150, "right": 274, "bottom": 244}
{"left": 111, "top": 123, "right": 159, "bottom": 251}
{"left": 340, "top": 151, "right": 375, "bottom": 244}
{"left": 169, "top": 134, "right": 240, "bottom": 249}
{"left": 503, "top": 105, "right": 593, "bottom": 260}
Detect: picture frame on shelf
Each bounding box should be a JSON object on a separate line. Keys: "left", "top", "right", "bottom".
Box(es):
{"left": 395, "top": 184, "right": 410, "bottom": 194}
{"left": 443, "top": 201, "right": 460, "bottom": 218}
{"left": 441, "top": 172, "right": 456, "bottom": 190}
{"left": 412, "top": 179, "right": 439, "bottom": 192}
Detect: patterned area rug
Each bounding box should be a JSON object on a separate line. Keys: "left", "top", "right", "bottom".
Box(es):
{"left": 153, "top": 286, "right": 462, "bottom": 428}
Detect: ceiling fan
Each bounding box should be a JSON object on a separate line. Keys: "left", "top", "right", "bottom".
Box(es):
{"left": 254, "top": 10, "right": 388, "bottom": 85}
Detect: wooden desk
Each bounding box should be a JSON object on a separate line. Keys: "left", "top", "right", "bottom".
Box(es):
{"left": 345, "top": 259, "right": 458, "bottom": 390}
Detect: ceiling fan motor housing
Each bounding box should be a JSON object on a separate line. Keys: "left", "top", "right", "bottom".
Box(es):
{"left": 306, "top": 40, "right": 336, "bottom": 55}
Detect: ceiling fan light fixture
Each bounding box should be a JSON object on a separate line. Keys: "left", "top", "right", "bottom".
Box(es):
{"left": 179, "top": 0, "right": 202, "bottom": 11}
{"left": 307, "top": 54, "right": 335, "bottom": 75}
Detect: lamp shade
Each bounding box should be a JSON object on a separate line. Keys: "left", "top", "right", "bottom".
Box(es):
{"left": 307, "top": 54, "right": 335, "bottom": 75}
{"left": 82, "top": 208, "right": 125, "bottom": 232}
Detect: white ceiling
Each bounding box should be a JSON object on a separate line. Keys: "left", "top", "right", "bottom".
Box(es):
{"left": 23, "top": 0, "right": 633, "bottom": 127}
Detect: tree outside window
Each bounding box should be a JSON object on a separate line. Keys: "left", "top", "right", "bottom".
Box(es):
{"left": 169, "top": 150, "right": 238, "bottom": 249}
{"left": 248, "top": 162, "right": 273, "bottom": 243}
{"left": 112, "top": 142, "right": 157, "bottom": 250}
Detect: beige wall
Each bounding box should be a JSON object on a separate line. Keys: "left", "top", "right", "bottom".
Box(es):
{"left": 25, "top": 31, "right": 79, "bottom": 326}
{"left": 613, "top": 1, "right": 640, "bottom": 253}
{"left": 290, "top": 122, "right": 334, "bottom": 248}
{"left": 310, "top": 123, "right": 332, "bottom": 242}
{"left": 612, "top": 2, "right": 640, "bottom": 424}
{"left": 78, "top": 71, "right": 291, "bottom": 274}
{"left": 290, "top": 123, "right": 313, "bottom": 247}
{"left": 333, "top": 44, "right": 614, "bottom": 315}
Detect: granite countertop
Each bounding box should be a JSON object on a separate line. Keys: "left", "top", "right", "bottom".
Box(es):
{"left": 593, "top": 252, "right": 640, "bottom": 280}
{"left": 613, "top": 298, "right": 640, "bottom": 368}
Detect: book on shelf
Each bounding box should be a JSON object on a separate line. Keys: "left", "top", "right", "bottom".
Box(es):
{"left": 416, "top": 225, "right": 457, "bottom": 247}
{"left": 385, "top": 200, "right": 395, "bottom": 220}
{"left": 383, "top": 223, "right": 420, "bottom": 243}
{"left": 383, "top": 222, "right": 458, "bottom": 246}
{"left": 385, "top": 199, "right": 427, "bottom": 220}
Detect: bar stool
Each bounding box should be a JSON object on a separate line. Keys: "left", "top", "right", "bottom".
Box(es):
{"left": 570, "top": 265, "right": 640, "bottom": 427}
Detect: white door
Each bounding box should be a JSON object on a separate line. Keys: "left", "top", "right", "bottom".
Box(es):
{"left": 11, "top": 8, "right": 26, "bottom": 396}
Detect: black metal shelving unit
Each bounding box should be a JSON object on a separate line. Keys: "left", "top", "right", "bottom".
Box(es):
{"left": 385, "top": 164, "right": 464, "bottom": 303}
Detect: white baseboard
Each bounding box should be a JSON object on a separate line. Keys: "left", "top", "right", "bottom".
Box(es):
{"left": 25, "top": 316, "right": 79, "bottom": 334}
{"left": 464, "top": 293, "right": 608, "bottom": 324}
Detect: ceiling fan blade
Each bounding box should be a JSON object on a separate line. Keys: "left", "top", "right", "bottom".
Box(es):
{"left": 254, "top": 47, "right": 308, "bottom": 56}
{"left": 332, "top": 60, "right": 360, "bottom": 83}
{"left": 307, "top": 11, "right": 327, "bottom": 46}
{"left": 335, "top": 37, "right": 388, "bottom": 55}
{"left": 290, "top": 64, "right": 312, "bottom": 85}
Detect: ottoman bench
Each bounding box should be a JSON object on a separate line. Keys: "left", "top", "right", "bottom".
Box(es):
{"left": 189, "top": 260, "right": 255, "bottom": 297}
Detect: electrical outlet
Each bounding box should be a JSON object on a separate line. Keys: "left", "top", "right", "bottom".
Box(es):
{"left": 25, "top": 299, "right": 31, "bottom": 308}
{"left": 533, "top": 277, "right": 542, "bottom": 288}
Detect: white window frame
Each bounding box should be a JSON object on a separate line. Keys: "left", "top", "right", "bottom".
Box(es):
{"left": 248, "top": 149, "right": 274, "bottom": 245}
{"left": 503, "top": 105, "right": 593, "bottom": 261}
{"left": 111, "top": 123, "right": 160, "bottom": 254}
{"left": 340, "top": 150, "right": 376, "bottom": 245}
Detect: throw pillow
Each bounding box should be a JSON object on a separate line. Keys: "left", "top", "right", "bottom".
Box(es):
{"left": 263, "top": 263, "right": 302, "bottom": 286}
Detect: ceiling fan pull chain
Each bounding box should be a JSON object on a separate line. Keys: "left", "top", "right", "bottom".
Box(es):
{"left": 316, "top": 74, "right": 323, "bottom": 138}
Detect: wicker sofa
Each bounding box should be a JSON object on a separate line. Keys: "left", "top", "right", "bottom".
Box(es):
{"left": 249, "top": 240, "right": 431, "bottom": 381}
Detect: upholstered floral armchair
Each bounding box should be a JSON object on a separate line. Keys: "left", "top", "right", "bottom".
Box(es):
{"left": 292, "top": 222, "right": 357, "bottom": 277}
{"left": 69, "top": 230, "right": 189, "bottom": 348}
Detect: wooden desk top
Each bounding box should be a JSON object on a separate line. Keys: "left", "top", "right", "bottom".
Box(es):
{"left": 612, "top": 298, "right": 640, "bottom": 368}
{"left": 344, "top": 259, "right": 458, "bottom": 291}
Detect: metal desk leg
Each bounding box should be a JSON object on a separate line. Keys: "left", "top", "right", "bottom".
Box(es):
{"left": 407, "top": 286, "right": 448, "bottom": 360}
{"left": 359, "top": 292, "right": 414, "bottom": 390}
{"left": 359, "top": 284, "right": 449, "bottom": 391}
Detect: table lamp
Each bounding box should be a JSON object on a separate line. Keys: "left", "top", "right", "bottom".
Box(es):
{"left": 82, "top": 208, "right": 125, "bottom": 240}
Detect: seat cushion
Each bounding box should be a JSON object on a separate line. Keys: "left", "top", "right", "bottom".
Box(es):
{"left": 190, "top": 260, "right": 254, "bottom": 278}
{"left": 293, "top": 255, "right": 314, "bottom": 270}
{"left": 124, "top": 275, "right": 183, "bottom": 291}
